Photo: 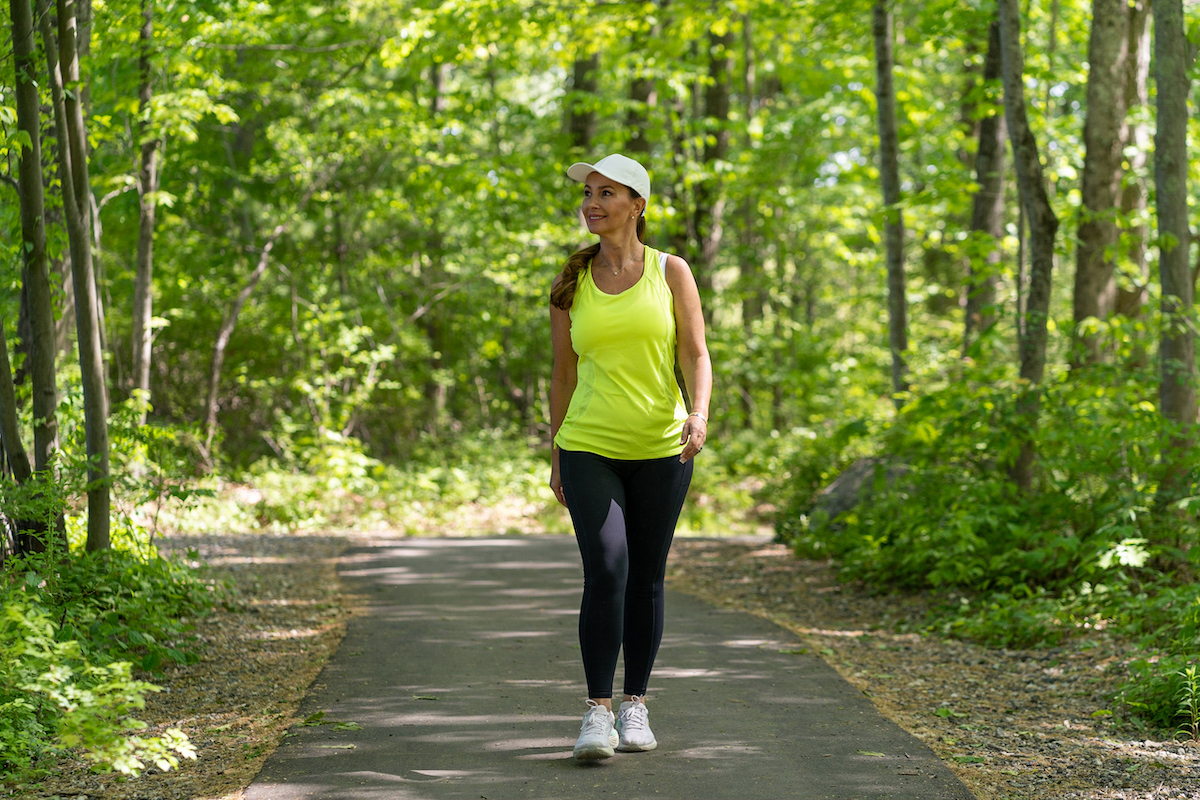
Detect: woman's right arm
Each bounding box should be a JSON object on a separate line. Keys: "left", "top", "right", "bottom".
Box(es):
{"left": 549, "top": 277, "right": 578, "bottom": 507}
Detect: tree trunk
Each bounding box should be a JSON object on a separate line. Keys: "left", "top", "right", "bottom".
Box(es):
{"left": 1116, "top": 0, "right": 1151, "bottom": 320}
{"left": 429, "top": 62, "right": 447, "bottom": 116}
{"left": 626, "top": 52, "right": 656, "bottom": 155}
{"left": 1073, "top": 0, "right": 1129, "bottom": 366}
{"left": 131, "top": 0, "right": 158, "bottom": 418}
{"left": 625, "top": 1, "right": 662, "bottom": 155}
{"left": 998, "top": 0, "right": 1060, "bottom": 492}
{"left": 1154, "top": 0, "right": 1195, "bottom": 506}
{"left": 204, "top": 225, "right": 286, "bottom": 455}
{"left": 626, "top": 71, "right": 655, "bottom": 154}
{"left": 40, "top": 0, "right": 110, "bottom": 549}
{"left": 738, "top": 13, "right": 764, "bottom": 428}
{"left": 566, "top": 52, "right": 598, "bottom": 152}
{"left": 873, "top": 0, "right": 908, "bottom": 403}
{"left": 692, "top": 27, "right": 732, "bottom": 318}
{"left": 53, "top": 255, "right": 75, "bottom": 356}
{"left": 11, "top": 0, "right": 59, "bottom": 475}
{"left": 76, "top": 0, "right": 92, "bottom": 110}
{"left": 666, "top": 89, "right": 691, "bottom": 260}
{"left": 0, "top": 322, "right": 33, "bottom": 486}
{"left": 964, "top": 17, "right": 1007, "bottom": 352}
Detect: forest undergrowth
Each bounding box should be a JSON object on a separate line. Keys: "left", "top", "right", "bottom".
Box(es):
{"left": 774, "top": 355, "right": 1200, "bottom": 742}
{"left": 5, "top": 359, "right": 1200, "bottom": 789}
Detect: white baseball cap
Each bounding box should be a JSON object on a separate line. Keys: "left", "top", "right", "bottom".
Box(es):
{"left": 566, "top": 154, "right": 651, "bottom": 204}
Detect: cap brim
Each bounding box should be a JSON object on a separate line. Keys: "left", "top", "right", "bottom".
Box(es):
{"left": 566, "top": 162, "right": 598, "bottom": 183}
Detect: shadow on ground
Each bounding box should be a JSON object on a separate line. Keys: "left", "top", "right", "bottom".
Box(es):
{"left": 246, "top": 536, "right": 975, "bottom": 800}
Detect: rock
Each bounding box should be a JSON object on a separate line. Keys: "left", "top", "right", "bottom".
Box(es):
{"left": 809, "top": 457, "right": 909, "bottom": 529}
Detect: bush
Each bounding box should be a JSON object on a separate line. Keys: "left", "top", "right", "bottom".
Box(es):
{"left": 0, "top": 602, "right": 196, "bottom": 777}
{"left": 779, "top": 362, "right": 1180, "bottom": 591}
{"left": 772, "top": 358, "right": 1200, "bottom": 731}
{"left": 0, "top": 544, "right": 217, "bottom": 780}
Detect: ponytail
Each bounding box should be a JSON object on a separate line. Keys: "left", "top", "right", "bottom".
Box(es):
{"left": 551, "top": 243, "right": 600, "bottom": 310}
{"left": 552, "top": 189, "right": 646, "bottom": 311}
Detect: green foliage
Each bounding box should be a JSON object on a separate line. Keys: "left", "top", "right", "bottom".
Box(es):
{"left": 0, "top": 552, "right": 210, "bottom": 780}
{"left": 10, "top": 606, "right": 197, "bottom": 777}
{"left": 1117, "top": 656, "right": 1199, "bottom": 733}
{"left": 1176, "top": 664, "right": 1200, "bottom": 742}
{"left": 781, "top": 357, "right": 1177, "bottom": 593}
{"left": 153, "top": 429, "right": 562, "bottom": 536}
{"left": 7, "top": 0, "right": 1200, "bottom": 755}
{"left": 0, "top": 390, "right": 219, "bottom": 779}
{"left": 772, "top": 347, "right": 1200, "bottom": 732}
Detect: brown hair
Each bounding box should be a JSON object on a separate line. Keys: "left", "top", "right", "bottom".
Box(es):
{"left": 551, "top": 191, "right": 646, "bottom": 310}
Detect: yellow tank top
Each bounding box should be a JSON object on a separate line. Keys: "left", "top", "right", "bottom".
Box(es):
{"left": 555, "top": 246, "right": 688, "bottom": 460}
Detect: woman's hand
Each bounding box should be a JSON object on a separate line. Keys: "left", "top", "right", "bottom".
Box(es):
{"left": 679, "top": 414, "right": 707, "bottom": 463}
{"left": 550, "top": 450, "right": 567, "bottom": 507}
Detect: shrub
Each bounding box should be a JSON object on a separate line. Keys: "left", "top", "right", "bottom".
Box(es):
{"left": 0, "top": 539, "right": 217, "bottom": 779}
{"left": 0, "top": 600, "right": 197, "bottom": 778}
{"left": 772, "top": 358, "right": 1200, "bottom": 731}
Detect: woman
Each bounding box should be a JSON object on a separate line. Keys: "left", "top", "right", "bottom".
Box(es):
{"left": 549, "top": 153, "right": 712, "bottom": 761}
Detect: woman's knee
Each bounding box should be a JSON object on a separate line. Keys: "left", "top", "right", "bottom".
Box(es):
{"left": 584, "top": 554, "right": 628, "bottom": 597}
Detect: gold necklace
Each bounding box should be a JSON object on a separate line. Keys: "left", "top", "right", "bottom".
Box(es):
{"left": 598, "top": 254, "right": 622, "bottom": 276}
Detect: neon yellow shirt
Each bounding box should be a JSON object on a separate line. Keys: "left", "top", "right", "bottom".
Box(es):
{"left": 555, "top": 246, "right": 687, "bottom": 460}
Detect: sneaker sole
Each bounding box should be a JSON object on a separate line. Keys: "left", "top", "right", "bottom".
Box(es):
{"left": 616, "top": 740, "right": 657, "bottom": 753}
{"left": 573, "top": 743, "right": 615, "bottom": 760}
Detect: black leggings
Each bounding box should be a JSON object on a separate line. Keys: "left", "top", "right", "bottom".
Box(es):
{"left": 559, "top": 449, "right": 693, "bottom": 699}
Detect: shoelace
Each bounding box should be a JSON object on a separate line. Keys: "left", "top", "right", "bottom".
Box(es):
{"left": 581, "top": 701, "right": 611, "bottom": 735}
{"left": 619, "top": 697, "right": 649, "bottom": 733}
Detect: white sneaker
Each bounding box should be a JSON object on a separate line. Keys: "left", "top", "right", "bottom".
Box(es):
{"left": 573, "top": 700, "right": 616, "bottom": 760}
{"left": 615, "top": 696, "right": 657, "bottom": 752}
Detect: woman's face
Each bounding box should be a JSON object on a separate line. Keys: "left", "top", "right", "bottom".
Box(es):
{"left": 581, "top": 172, "right": 643, "bottom": 236}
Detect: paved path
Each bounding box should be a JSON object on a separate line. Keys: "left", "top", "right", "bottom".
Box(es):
{"left": 246, "top": 536, "right": 975, "bottom": 800}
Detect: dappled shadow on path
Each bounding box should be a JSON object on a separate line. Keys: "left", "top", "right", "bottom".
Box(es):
{"left": 247, "top": 536, "right": 975, "bottom": 800}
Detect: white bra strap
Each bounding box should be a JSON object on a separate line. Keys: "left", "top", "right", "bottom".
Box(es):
{"left": 658, "top": 251, "right": 668, "bottom": 275}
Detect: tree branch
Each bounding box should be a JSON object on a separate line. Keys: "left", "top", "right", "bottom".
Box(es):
{"left": 98, "top": 183, "right": 135, "bottom": 209}
{"left": 409, "top": 282, "right": 465, "bottom": 324}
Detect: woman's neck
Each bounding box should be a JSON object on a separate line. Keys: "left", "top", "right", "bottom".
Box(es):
{"left": 596, "top": 232, "right": 644, "bottom": 274}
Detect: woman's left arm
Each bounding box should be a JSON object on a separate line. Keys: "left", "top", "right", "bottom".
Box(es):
{"left": 666, "top": 254, "right": 712, "bottom": 463}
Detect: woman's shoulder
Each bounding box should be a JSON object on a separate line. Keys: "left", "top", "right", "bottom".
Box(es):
{"left": 660, "top": 252, "right": 695, "bottom": 290}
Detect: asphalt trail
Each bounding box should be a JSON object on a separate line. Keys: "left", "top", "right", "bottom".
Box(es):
{"left": 246, "top": 536, "right": 974, "bottom": 800}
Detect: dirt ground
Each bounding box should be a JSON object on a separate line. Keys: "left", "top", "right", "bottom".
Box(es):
{"left": 13, "top": 532, "right": 1200, "bottom": 800}
{"left": 667, "top": 538, "right": 1200, "bottom": 800}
